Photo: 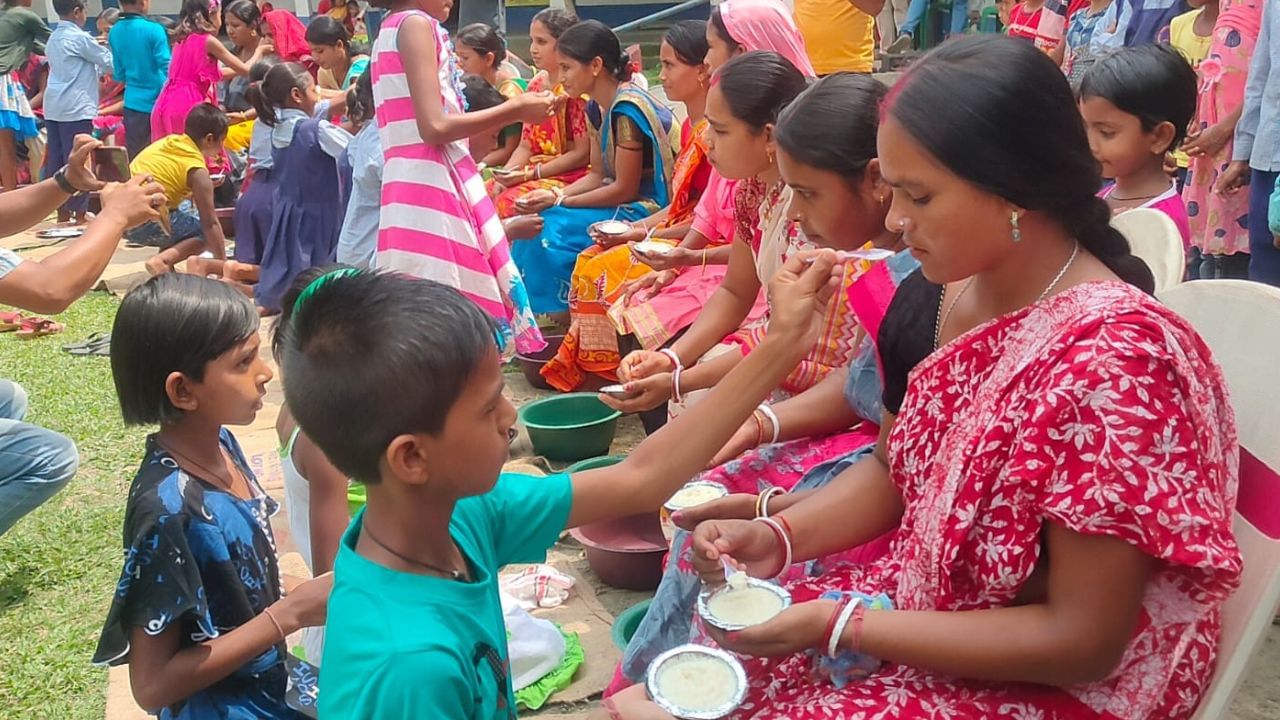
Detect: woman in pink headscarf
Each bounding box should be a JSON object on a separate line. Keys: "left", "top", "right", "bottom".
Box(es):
{"left": 706, "top": 0, "right": 817, "bottom": 76}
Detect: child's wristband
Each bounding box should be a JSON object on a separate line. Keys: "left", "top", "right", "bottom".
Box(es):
{"left": 263, "top": 606, "right": 287, "bottom": 643}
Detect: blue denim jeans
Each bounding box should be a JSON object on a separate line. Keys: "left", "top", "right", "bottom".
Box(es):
{"left": 0, "top": 380, "right": 79, "bottom": 537}
{"left": 1248, "top": 169, "right": 1280, "bottom": 287}
{"left": 901, "top": 0, "right": 969, "bottom": 36}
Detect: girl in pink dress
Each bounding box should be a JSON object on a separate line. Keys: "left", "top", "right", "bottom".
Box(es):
{"left": 150, "top": 0, "right": 267, "bottom": 142}
{"left": 367, "top": 0, "right": 558, "bottom": 354}
{"left": 1182, "top": 0, "right": 1263, "bottom": 279}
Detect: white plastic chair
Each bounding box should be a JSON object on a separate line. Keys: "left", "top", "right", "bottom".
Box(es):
{"left": 1160, "top": 280, "right": 1280, "bottom": 720}
{"left": 1113, "top": 208, "right": 1186, "bottom": 293}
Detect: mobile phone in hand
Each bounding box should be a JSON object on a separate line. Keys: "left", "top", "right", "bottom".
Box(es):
{"left": 93, "top": 146, "right": 131, "bottom": 183}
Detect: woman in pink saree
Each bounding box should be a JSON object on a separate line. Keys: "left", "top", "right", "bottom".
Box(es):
{"left": 606, "top": 35, "right": 1239, "bottom": 720}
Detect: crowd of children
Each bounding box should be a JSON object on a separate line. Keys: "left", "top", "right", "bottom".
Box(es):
{"left": 0, "top": 0, "right": 1270, "bottom": 716}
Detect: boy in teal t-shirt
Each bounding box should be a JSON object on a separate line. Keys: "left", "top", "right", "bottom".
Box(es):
{"left": 276, "top": 263, "right": 830, "bottom": 718}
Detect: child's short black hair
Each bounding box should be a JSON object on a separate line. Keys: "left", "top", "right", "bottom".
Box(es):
{"left": 278, "top": 270, "right": 497, "bottom": 483}
{"left": 111, "top": 274, "right": 258, "bottom": 426}
{"left": 1079, "top": 44, "right": 1198, "bottom": 151}
{"left": 53, "top": 0, "right": 84, "bottom": 17}
{"left": 461, "top": 73, "right": 505, "bottom": 113}
{"left": 185, "top": 102, "right": 228, "bottom": 142}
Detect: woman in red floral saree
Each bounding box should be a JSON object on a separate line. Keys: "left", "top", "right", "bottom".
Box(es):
{"left": 604, "top": 35, "right": 1240, "bottom": 720}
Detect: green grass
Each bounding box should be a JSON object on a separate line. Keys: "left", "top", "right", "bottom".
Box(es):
{"left": 0, "top": 292, "right": 145, "bottom": 720}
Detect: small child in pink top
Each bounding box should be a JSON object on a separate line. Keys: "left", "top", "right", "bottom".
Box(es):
{"left": 1077, "top": 44, "right": 1197, "bottom": 247}
{"left": 150, "top": 0, "right": 267, "bottom": 141}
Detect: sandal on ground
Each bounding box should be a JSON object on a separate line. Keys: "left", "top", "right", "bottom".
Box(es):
{"left": 15, "top": 317, "right": 65, "bottom": 339}
{"left": 0, "top": 311, "right": 25, "bottom": 332}
{"left": 62, "top": 332, "right": 111, "bottom": 356}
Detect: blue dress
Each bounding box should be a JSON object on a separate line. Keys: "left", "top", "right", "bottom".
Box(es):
{"left": 233, "top": 121, "right": 276, "bottom": 264}
{"left": 254, "top": 110, "right": 350, "bottom": 312}
{"left": 512, "top": 86, "right": 675, "bottom": 314}
{"left": 94, "top": 430, "right": 315, "bottom": 719}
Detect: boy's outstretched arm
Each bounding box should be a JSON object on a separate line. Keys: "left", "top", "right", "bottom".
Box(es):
{"left": 566, "top": 251, "right": 839, "bottom": 529}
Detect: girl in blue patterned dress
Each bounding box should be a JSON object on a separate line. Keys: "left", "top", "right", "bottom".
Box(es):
{"left": 94, "top": 273, "right": 332, "bottom": 719}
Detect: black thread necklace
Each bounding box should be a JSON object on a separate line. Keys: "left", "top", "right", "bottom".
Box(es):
{"left": 362, "top": 523, "right": 465, "bottom": 581}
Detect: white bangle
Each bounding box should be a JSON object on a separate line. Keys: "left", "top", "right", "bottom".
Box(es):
{"left": 755, "top": 516, "right": 792, "bottom": 580}
{"left": 672, "top": 364, "right": 684, "bottom": 404}
{"left": 659, "top": 347, "right": 683, "bottom": 372}
{"left": 827, "top": 596, "right": 862, "bottom": 658}
{"left": 757, "top": 403, "right": 781, "bottom": 445}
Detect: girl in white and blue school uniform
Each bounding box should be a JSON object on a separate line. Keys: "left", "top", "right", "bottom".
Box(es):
{"left": 335, "top": 67, "right": 381, "bottom": 268}
{"left": 249, "top": 61, "right": 351, "bottom": 313}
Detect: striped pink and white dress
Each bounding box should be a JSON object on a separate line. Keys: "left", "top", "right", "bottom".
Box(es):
{"left": 370, "top": 10, "right": 544, "bottom": 354}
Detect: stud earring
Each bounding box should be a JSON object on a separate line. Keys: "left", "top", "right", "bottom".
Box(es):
{"left": 1010, "top": 211, "right": 1021, "bottom": 243}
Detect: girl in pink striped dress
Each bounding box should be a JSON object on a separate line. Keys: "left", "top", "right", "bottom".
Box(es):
{"left": 368, "top": 0, "right": 559, "bottom": 354}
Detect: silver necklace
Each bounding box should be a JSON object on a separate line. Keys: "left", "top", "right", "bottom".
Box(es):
{"left": 934, "top": 242, "right": 1080, "bottom": 350}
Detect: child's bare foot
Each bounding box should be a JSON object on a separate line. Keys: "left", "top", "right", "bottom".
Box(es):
{"left": 223, "top": 260, "right": 260, "bottom": 283}
{"left": 185, "top": 256, "right": 215, "bottom": 277}
{"left": 145, "top": 255, "right": 172, "bottom": 276}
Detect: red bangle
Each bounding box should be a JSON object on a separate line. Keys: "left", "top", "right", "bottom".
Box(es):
{"left": 775, "top": 514, "right": 794, "bottom": 543}
{"left": 823, "top": 596, "right": 852, "bottom": 653}
{"left": 850, "top": 602, "right": 867, "bottom": 653}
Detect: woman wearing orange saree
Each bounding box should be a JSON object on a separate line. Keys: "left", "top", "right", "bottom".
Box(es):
{"left": 487, "top": 9, "right": 590, "bottom": 225}
{"left": 542, "top": 21, "right": 712, "bottom": 391}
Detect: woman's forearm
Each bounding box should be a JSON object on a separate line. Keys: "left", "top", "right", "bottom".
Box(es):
{"left": 776, "top": 445, "right": 904, "bottom": 562}
{"left": 672, "top": 287, "right": 756, "bottom": 364}
{"left": 680, "top": 349, "right": 742, "bottom": 393}
{"left": 562, "top": 181, "right": 639, "bottom": 208}
{"left": 561, "top": 171, "right": 605, "bottom": 197}
{"left": 504, "top": 141, "right": 533, "bottom": 170}
{"left": 653, "top": 221, "right": 689, "bottom": 240}
{"left": 533, "top": 144, "right": 590, "bottom": 180}
{"left": 769, "top": 368, "right": 861, "bottom": 441}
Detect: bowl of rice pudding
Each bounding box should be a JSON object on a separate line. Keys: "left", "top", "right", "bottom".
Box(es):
{"left": 697, "top": 574, "right": 792, "bottom": 633}
{"left": 646, "top": 644, "right": 747, "bottom": 719}
{"left": 660, "top": 481, "right": 728, "bottom": 541}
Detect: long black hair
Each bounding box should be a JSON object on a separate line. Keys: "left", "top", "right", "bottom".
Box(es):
{"left": 1079, "top": 44, "right": 1198, "bottom": 153}
{"left": 715, "top": 50, "right": 807, "bottom": 131}
{"left": 532, "top": 7, "right": 578, "bottom": 39}
{"left": 557, "top": 19, "right": 633, "bottom": 82}
{"left": 456, "top": 22, "right": 507, "bottom": 68}
{"left": 776, "top": 73, "right": 886, "bottom": 182}
{"left": 664, "top": 19, "right": 709, "bottom": 66}
{"left": 886, "top": 35, "right": 1154, "bottom": 293}
{"left": 346, "top": 67, "right": 374, "bottom": 125}
{"left": 247, "top": 61, "right": 310, "bottom": 127}
{"left": 223, "top": 0, "right": 260, "bottom": 32}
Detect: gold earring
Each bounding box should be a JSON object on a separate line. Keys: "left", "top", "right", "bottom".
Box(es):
{"left": 1010, "top": 211, "right": 1022, "bottom": 243}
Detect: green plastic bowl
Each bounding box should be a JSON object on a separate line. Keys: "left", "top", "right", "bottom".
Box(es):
{"left": 565, "top": 454, "right": 626, "bottom": 473}
{"left": 519, "top": 393, "right": 622, "bottom": 462}
{"left": 612, "top": 598, "right": 653, "bottom": 650}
